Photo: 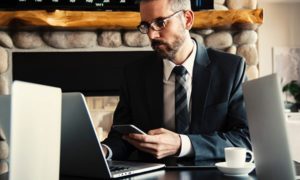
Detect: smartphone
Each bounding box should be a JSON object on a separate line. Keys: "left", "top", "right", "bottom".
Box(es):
{"left": 112, "top": 124, "right": 147, "bottom": 135}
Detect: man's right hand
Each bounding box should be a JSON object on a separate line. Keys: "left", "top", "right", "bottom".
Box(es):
{"left": 102, "top": 145, "right": 108, "bottom": 157}
{"left": 122, "top": 128, "right": 181, "bottom": 159}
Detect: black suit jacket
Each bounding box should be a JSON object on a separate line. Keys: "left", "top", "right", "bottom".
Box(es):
{"left": 103, "top": 40, "right": 251, "bottom": 161}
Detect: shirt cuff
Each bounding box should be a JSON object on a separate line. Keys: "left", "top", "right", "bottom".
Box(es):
{"left": 178, "top": 134, "right": 194, "bottom": 157}
{"left": 102, "top": 144, "right": 113, "bottom": 160}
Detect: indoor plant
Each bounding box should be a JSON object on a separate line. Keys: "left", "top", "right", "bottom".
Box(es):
{"left": 282, "top": 80, "right": 300, "bottom": 112}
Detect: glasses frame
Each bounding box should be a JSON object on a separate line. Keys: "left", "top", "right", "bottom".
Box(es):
{"left": 137, "top": 10, "right": 183, "bottom": 34}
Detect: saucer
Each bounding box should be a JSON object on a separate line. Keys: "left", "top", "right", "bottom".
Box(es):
{"left": 215, "top": 162, "right": 255, "bottom": 177}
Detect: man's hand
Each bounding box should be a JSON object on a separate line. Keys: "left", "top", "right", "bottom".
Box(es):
{"left": 122, "top": 128, "right": 181, "bottom": 159}
{"left": 102, "top": 145, "right": 108, "bottom": 157}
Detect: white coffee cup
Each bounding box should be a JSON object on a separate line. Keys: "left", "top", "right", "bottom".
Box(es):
{"left": 224, "top": 147, "right": 254, "bottom": 167}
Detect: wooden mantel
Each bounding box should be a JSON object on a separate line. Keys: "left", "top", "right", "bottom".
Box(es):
{"left": 0, "top": 9, "right": 263, "bottom": 29}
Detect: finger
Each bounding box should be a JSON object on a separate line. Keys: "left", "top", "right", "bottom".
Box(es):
{"left": 140, "top": 148, "right": 158, "bottom": 156}
{"left": 127, "top": 133, "right": 145, "bottom": 140}
{"left": 152, "top": 149, "right": 173, "bottom": 159}
{"left": 156, "top": 151, "right": 171, "bottom": 159}
{"left": 123, "top": 137, "right": 164, "bottom": 154}
{"left": 124, "top": 136, "right": 160, "bottom": 152}
{"left": 142, "top": 147, "right": 174, "bottom": 158}
{"left": 124, "top": 137, "right": 176, "bottom": 159}
{"left": 148, "top": 128, "right": 167, "bottom": 135}
{"left": 123, "top": 136, "right": 142, "bottom": 147}
{"left": 138, "top": 142, "right": 159, "bottom": 151}
{"left": 122, "top": 135, "right": 129, "bottom": 139}
{"left": 139, "top": 142, "right": 177, "bottom": 155}
{"left": 128, "top": 133, "right": 158, "bottom": 143}
{"left": 124, "top": 137, "right": 158, "bottom": 155}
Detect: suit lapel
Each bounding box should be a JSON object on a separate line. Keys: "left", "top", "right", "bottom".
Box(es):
{"left": 190, "top": 42, "right": 212, "bottom": 133}
{"left": 145, "top": 55, "right": 164, "bottom": 129}
{"left": 143, "top": 42, "right": 212, "bottom": 131}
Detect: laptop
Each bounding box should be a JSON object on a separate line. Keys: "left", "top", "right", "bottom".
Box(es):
{"left": 3, "top": 81, "right": 62, "bottom": 180}
{"left": 243, "top": 74, "right": 300, "bottom": 180}
{"left": 60, "top": 93, "right": 165, "bottom": 178}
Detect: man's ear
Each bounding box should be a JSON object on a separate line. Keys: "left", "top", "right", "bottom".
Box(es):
{"left": 184, "top": 10, "right": 194, "bottom": 30}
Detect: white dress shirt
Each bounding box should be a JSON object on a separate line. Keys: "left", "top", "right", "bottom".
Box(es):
{"left": 163, "top": 40, "right": 196, "bottom": 157}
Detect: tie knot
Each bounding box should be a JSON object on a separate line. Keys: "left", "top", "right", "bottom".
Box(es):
{"left": 173, "top": 66, "right": 187, "bottom": 77}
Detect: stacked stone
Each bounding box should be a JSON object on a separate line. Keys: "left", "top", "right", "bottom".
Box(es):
{"left": 191, "top": 29, "right": 259, "bottom": 80}
{"left": 0, "top": 0, "right": 259, "bottom": 94}
{"left": 209, "top": 0, "right": 259, "bottom": 80}
{"left": 0, "top": 31, "right": 11, "bottom": 95}
{"left": 0, "top": 128, "right": 9, "bottom": 175}
{"left": 0, "top": 32, "right": 11, "bottom": 175}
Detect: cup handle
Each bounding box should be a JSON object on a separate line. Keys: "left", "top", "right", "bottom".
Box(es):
{"left": 246, "top": 149, "right": 254, "bottom": 163}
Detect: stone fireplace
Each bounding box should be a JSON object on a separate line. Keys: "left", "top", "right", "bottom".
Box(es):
{"left": 10, "top": 48, "right": 154, "bottom": 141}
{"left": 0, "top": 26, "right": 260, "bottom": 134}
{"left": 0, "top": 0, "right": 262, "bottom": 174}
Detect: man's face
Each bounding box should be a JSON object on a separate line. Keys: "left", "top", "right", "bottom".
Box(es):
{"left": 140, "top": 0, "right": 187, "bottom": 60}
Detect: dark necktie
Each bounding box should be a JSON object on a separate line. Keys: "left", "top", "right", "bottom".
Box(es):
{"left": 173, "top": 66, "right": 189, "bottom": 134}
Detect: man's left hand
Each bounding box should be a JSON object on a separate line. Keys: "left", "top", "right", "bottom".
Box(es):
{"left": 122, "top": 128, "right": 181, "bottom": 159}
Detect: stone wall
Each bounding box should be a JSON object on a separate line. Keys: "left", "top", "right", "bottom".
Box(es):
{"left": 0, "top": 0, "right": 260, "bottom": 96}
{"left": 0, "top": 28, "right": 259, "bottom": 93}
{"left": 0, "top": 129, "right": 8, "bottom": 175}
{"left": 0, "top": 0, "right": 259, "bottom": 174}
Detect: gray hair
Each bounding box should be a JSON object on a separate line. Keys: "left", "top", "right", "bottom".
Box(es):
{"left": 140, "top": 0, "right": 191, "bottom": 11}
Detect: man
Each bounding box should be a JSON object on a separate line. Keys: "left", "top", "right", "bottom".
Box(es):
{"left": 102, "top": 0, "right": 251, "bottom": 162}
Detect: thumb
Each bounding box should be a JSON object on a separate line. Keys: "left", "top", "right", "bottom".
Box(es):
{"left": 148, "top": 128, "right": 167, "bottom": 135}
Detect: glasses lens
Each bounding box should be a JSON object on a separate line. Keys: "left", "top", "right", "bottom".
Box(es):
{"left": 137, "top": 23, "right": 149, "bottom": 34}
{"left": 152, "top": 19, "right": 166, "bottom": 31}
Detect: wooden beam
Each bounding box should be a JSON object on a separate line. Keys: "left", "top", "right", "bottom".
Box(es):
{"left": 0, "top": 9, "right": 263, "bottom": 29}
{"left": 193, "top": 9, "right": 263, "bottom": 29}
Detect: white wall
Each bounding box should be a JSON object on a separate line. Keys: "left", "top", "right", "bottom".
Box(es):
{"left": 258, "top": 2, "right": 300, "bottom": 76}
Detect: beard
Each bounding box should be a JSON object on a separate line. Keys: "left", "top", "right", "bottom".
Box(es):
{"left": 150, "top": 35, "right": 185, "bottom": 60}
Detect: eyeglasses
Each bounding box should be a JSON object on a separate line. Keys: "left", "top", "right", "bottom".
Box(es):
{"left": 137, "top": 10, "right": 183, "bottom": 34}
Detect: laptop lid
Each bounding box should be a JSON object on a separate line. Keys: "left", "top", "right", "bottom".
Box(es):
{"left": 9, "top": 81, "right": 62, "bottom": 180}
{"left": 243, "top": 74, "right": 297, "bottom": 180}
{"left": 60, "top": 93, "right": 164, "bottom": 179}
{"left": 60, "top": 92, "right": 112, "bottom": 178}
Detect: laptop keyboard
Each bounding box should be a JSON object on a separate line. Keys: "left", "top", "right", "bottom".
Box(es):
{"left": 109, "top": 165, "right": 130, "bottom": 172}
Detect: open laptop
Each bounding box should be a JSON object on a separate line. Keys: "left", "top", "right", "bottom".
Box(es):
{"left": 243, "top": 74, "right": 300, "bottom": 180}
{"left": 60, "top": 93, "right": 165, "bottom": 178}
{"left": 2, "top": 81, "right": 62, "bottom": 180}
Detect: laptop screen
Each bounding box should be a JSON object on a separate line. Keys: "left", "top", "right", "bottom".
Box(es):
{"left": 243, "top": 74, "right": 297, "bottom": 179}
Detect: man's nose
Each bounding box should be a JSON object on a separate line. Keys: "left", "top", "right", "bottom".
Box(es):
{"left": 147, "top": 28, "right": 160, "bottom": 40}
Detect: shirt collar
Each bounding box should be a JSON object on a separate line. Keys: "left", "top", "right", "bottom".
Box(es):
{"left": 163, "top": 40, "right": 196, "bottom": 81}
